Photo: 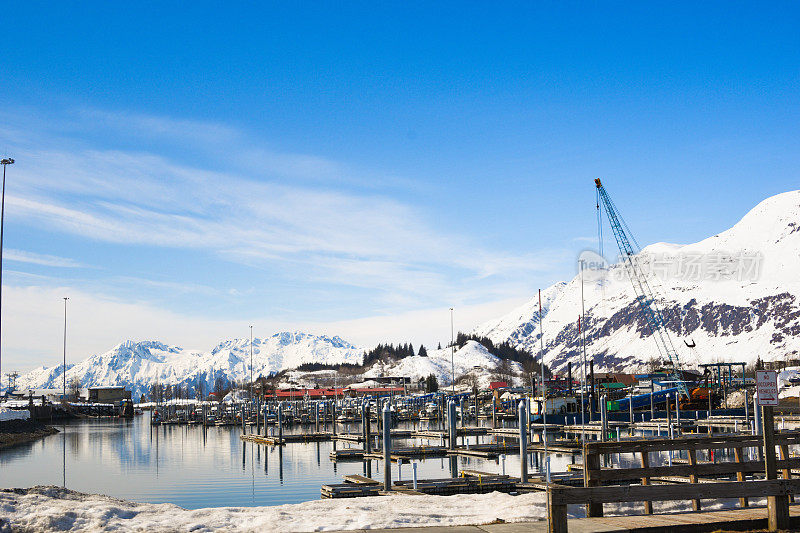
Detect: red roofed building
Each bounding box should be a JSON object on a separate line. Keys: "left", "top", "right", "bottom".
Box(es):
{"left": 489, "top": 381, "right": 508, "bottom": 390}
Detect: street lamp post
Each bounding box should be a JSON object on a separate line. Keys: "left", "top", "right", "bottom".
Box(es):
{"left": 450, "top": 307, "right": 455, "bottom": 393}
{"left": 63, "top": 297, "right": 69, "bottom": 402}
{"left": 0, "top": 157, "right": 14, "bottom": 393}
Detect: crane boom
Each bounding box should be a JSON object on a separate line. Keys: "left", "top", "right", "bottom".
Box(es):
{"left": 594, "top": 178, "right": 688, "bottom": 398}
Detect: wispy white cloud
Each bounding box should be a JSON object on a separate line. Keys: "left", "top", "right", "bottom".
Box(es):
{"left": 4, "top": 150, "right": 557, "bottom": 303}
{"left": 0, "top": 107, "right": 570, "bottom": 348}
{"left": 0, "top": 106, "right": 578, "bottom": 371}
{"left": 4, "top": 249, "right": 86, "bottom": 268}
{"left": 2, "top": 283, "right": 529, "bottom": 374}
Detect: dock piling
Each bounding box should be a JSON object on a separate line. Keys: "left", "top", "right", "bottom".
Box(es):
{"left": 362, "top": 403, "right": 371, "bottom": 453}
{"left": 600, "top": 395, "right": 608, "bottom": 441}
{"left": 278, "top": 402, "right": 283, "bottom": 443}
{"left": 332, "top": 401, "right": 337, "bottom": 436}
{"left": 629, "top": 393, "right": 633, "bottom": 424}
{"left": 383, "top": 403, "right": 391, "bottom": 490}
{"left": 448, "top": 401, "right": 457, "bottom": 450}
{"left": 519, "top": 400, "right": 528, "bottom": 482}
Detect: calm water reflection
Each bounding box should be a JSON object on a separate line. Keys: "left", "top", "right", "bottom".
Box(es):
{"left": 0, "top": 413, "right": 576, "bottom": 509}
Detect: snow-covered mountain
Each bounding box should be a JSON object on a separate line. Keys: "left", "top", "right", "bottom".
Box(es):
{"left": 17, "top": 191, "right": 800, "bottom": 395}
{"left": 363, "top": 340, "right": 520, "bottom": 389}
{"left": 15, "top": 332, "right": 363, "bottom": 399}
{"left": 475, "top": 190, "right": 800, "bottom": 374}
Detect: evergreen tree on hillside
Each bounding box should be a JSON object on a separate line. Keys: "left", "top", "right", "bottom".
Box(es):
{"left": 425, "top": 373, "right": 439, "bottom": 392}
{"left": 454, "top": 332, "right": 550, "bottom": 377}
{"left": 418, "top": 345, "right": 428, "bottom": 357}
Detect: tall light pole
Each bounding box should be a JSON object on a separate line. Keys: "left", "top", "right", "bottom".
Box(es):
{"left": 450, "top": 307, "right": 455, "bottom": 393}
{"left": 0, "top": 157, "right": 14, "bottom": 393}
{"left": 249, "top": 325, "right": 254, "bottom": 397}
{"left": 63, "top": 297, "right": 69, "bottom": 402}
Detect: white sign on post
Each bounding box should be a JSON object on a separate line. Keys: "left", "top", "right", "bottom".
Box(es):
{"left": 756, "top": 370, "right": 779, "bottom": 406}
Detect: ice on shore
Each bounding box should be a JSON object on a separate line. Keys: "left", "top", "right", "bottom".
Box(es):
{"left": 0, "top": 407, "right": 30, "bottom": 421}
{"left": 0, "top": 486, "right": 762, "bottom": 532}
{"left": 0, "top": 486, "right": 547, "bottom": 532}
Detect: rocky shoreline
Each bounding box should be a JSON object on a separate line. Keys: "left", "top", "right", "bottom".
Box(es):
{"left": 0, "top": 419, "right": 59, "bottom": 449}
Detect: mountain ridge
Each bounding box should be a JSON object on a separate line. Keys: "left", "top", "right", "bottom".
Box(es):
{"left": 15, "top": 190, "right": 800, "bottom": 396}
{"left": 474, "top": 189, "right": 800, "bottom": 374}
{"left": 15, "top": 331, "right": 364, "bottom": 399}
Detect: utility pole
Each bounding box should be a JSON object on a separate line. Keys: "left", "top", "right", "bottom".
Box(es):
{"left": 539, "top": 289, "right": 548, "bottom": 477}
{"left": 63, "top": 297, "right": 69, "bottom": 403}
{"left": 0, "top": 157, "right": 14, "bottom": 393}
{"left": 579, "top": 260, "right": 588, "bottom": 446}
{"left": 249, "top": 325, "right": 254, "bottom": 398}
{"left": 450, "top": 307, "right": 455, "bottom": 393}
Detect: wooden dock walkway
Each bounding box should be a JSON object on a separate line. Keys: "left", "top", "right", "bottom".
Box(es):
{"left": 318, "top": 503, "right": 800, "bottom": 533}
{"left": 322, "top": 474, "right": 519, "bottom": 498}
{"left": 240, "top": 432, "right": 332, "bottom": 445}
{"left": 490, "top": 425, "right": 561, "bottom": 438}
{"left": 413, "top": 427, "right": 490, "bottom": 439}
{"left": 562, "top": 422, "right": 629, "bottom": 434}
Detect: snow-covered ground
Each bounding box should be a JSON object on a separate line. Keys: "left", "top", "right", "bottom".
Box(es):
{"left": 0, "top": 486, "right": 766, "bottom": 532}
{"left": 1, "top": 487, "right": 547, "bottom": 532}
{"left": 0, "top": 407, "right": 30, "bottom": 421}
{"left": 363, "top": 340, "right": 517, "bottom": 389}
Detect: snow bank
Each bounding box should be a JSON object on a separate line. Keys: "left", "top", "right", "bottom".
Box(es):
{"left": 1, "top": 487, "right": 547, "bottom": 532}
{"left": 780, "top": 385, "right": 800, "bottom": 399}
{"left": 723, "top": 389, "right": 746, "bottom": 408}
{"left": 0, "top": 407, "right": 30, "bottom": 421}
{"left": 0, "top": 486, "right": 761, "bottom": 532}
{"left": 778, "top": 367, "right": 800, "bottom": 388}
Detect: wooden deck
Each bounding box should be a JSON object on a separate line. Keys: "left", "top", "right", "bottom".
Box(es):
{"left": 319, "top": 503, "right": 800, "bottom": 532}
{"left": 240, "top": 432, "right": 332, "bottom": 445}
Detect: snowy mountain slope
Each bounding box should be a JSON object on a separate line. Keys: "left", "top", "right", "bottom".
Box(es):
{"left": 475, "top": 190, "right": 800, "bottom": 374}
{"left": 15, "top": 332, "right": 363, "bottom": 399}
{"left": 362, "top": 340, "right": 521, "bottom": 389}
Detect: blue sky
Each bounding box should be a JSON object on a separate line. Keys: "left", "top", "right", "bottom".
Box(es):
{"left": 1, "top": 2, "right": 799, "bottom": 371}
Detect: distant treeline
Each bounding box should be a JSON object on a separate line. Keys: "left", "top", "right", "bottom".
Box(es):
{"left": 363, "top": 343, "right": 427, "bottom": 365}
{"left": 294, "top": 334, "right": 546, "bottom": 376}
{"left": 294, "top": 342, "right": 429, "bottom": 373}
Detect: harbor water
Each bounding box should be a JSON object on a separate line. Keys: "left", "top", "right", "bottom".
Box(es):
{"left": 0, "top": 412, "right": 571, "bottom": 509}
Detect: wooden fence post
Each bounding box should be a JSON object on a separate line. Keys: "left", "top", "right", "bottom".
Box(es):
{"left": 548, "top": 486, "right": 568, "bottom": 533}
{"left": 763, "top": 405, "right": 789, "bottom": 531}
{"left": 639, "top": 451, "right": 653, "bottom": 515}
{"left": 779, "top": 443, "right": 794, "bottom": 504}
{"left": 584, "top": 445, "right": 603, "bottom": 517}
{"left": 733, "top": 447, "right": 749, "bottom": 508}
{"left": 687, "top": 448, "right": 701, "bottom": 511}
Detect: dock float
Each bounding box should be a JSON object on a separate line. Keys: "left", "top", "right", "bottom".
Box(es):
{"left": 321, "top": 474, "right": 518, "bottom": 498}
{"left": 240, "top": 432, "right": 332, "bottom": 445}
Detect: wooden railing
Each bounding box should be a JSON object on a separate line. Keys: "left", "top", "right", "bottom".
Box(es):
{"left": 547, "top": 431, "right": 800, "bottom": 533}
